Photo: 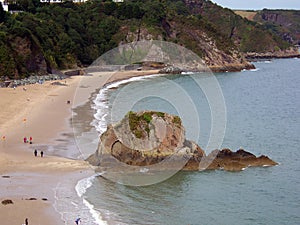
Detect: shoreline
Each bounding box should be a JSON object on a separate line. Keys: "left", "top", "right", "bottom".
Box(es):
{"left": 0, "top": 69, "right": 167, "bottom": 225}
{"left": 1, "top": 58, "right": 292, "bottom": 224}
{"left": 0, "top": 76, "right": 96, "bottom": 225}
{"left": 0, "top": 57, "right": 296, "bottom": 222}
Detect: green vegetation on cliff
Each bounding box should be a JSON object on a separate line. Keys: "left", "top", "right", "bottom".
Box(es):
{"left": 254, "top": 9, "right": 300, "bottom": 45}
{"left": 185, "top": 1, "right": 291, "bottom": 52}
{"left": 0, "top": 0, "right": 294, "bottom": 80}
{"left": 235, "top": 9, "right": 300, "bottom": 45}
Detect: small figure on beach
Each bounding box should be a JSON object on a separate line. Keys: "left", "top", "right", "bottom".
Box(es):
{"left": 24, "top": 137, "right": 27, "bottom": 143}
{"left": 25, "top": 218, "right": 28, "bottom": 225}
{"left": 75, "top": 217, "right": 81, "bottom": 225}
{"left": 40, "top": 151, "right": 44, "bottom": 157}
{"left": 29, "top": 136, "right": 32, "bottom": 144}
{"left": 67, "top": 100, "right": 71, "bottom": 104}
{"left": 34, "top": 149, "right": 37, "bottom": 157}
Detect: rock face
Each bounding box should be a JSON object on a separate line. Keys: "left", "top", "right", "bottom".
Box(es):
{"left": 245, "top": 47, "right": 300, "bottom": 59}
{"left": 256, "top": 10, "right": 300, "bottom": 45}
{"left": 88, "top": 111, "right": 277, "bottom": 172}
{"left": 119, "top": 24, "right": 255, "bottom": 73}
{"left": 203, "top": 149, "right": 278, "bottom": 171}
{"left": 10, "top": 36, "right": 48, "bottom": 77}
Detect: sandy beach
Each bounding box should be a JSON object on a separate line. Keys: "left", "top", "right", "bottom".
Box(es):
{"left": 0, "top": 70, "right": 160, "bottom": 225}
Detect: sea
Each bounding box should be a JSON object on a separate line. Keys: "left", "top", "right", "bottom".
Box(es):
{"left": 73, "top": 58, "right": 300, "bottom": 225}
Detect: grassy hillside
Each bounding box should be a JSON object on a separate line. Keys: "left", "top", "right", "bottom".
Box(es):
{"left": 234, "top": 10, "right": 257, "bottom": 21}
{"left": 253, "top": 9, "right": 300, "bottom": 45}
{"left": 184, "top": 0, "right": 290, "bottom": 52}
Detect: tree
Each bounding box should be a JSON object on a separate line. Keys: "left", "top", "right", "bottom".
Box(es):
{"left": 0, "top": 3, "right": 6, "bottom": 23}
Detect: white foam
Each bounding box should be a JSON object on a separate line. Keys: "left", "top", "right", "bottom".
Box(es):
{"left": 75, "top": 175, "right": 95, "bottom": 197}
{"left": 256, "top": 60, "right": 273, "bottom": 64}
{"left": 105, "top": 73, "right": 161, "bottom": 89}
{"left": 181, "top": 71, "right": 194, "bottom": 75}
{"left": 92, "top": 73, "right": 161, "bottom": 135}
{"left": 262, "top": 165, "right": 272, "bottom": 167}
{"left": 83, "top": 198, "right": 107, "bottom": 225}
{"left": 249, "top": 68, "right": 260, "bottom": 72}
{"left": 140, "top": 168, "right": 149, "bottom": 173}
{"left": 92, "top": 87, "right": 110, "bottom": 134}
{"left": 75, "top": 174, "right": 107, "bottom": 225}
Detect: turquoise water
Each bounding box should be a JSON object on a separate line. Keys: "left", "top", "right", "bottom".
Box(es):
{"left": 84, "top": 58, "right": 300, "bottom": 225}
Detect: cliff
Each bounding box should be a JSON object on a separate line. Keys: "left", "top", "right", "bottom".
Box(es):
{"left": 254, "top": 10, "right": 300, "bottom": 45}
{"left": 1, "top": 1, "right": 296, "bottom": 80}
{"left": 235, "top": 9, "right": 300, "bottom": 46}
{"left": 88, "top": 111, "right": 277, "bottom": 172}
{"left": 183, "top": 0, "right": 291, "bottom": 53}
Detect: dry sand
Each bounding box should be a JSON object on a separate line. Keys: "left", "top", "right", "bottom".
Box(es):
{"left": 0, "top": 70, "right": 160, "bottom": 225}
{"left": 0, "top": 76, "right": 92, "bottom": 225}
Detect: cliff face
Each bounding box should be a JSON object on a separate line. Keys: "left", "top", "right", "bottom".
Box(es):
{"left": 254, "top": 10, "right": 300, "bottom": 45}
{"left": 11, "top": 36, "right": 48, "bottom": 76}
{"left": 0, "top": 32, "right": 48, "bottom": 80}
{"left": 88, "top": 111, "right": 277, "bottom": 172}
{"left": 117, "top": 22, "right": 254, "bottom": 72}
{"left": 182, "top": 0, "right": 293, "bottom": 53}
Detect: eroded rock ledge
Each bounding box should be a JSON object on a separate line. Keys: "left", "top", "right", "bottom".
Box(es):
{"left": 88, "top": 111, "right": 277, "bottom": 172}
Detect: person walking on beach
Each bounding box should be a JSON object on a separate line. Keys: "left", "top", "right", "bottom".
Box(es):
{"left": 34, "top": 149, "right": 37, "bottom": 157}
{"left": 25, "top": 218, "right": 28, "bottom": 225}
{"left": 24, "top": 137, "right": 27, "bottom": 143}
{"left": 75, "top": 218, "right": 81, "bottom": 225}
{"left": 29, "top": 136, "right": 32, "bottom": 144}
{"left": 40, "top": 151, "right": 44, "bottom": 157}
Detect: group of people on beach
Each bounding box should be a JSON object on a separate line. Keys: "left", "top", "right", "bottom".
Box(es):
{"left": 34, "top": 149, "right": 43, "bottom": 157}
{"left": 23, "top": 136, "right": 33, "bottom": 144}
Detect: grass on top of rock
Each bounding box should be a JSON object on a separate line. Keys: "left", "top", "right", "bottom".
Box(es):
{"left": 128, "top": 111, "right": 165, "bottom": 138}
{"left": 173, "top": 115, "right": 182, "bottom": 126}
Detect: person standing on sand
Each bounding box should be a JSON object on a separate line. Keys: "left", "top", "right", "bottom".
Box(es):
{"left": 75, "top": 217, "right": 81, "bottom": 225}
{"left": 24, "top": 137, "right": 27, "bottom": 143}
{"left": 40, "top": 151, "right": 43, "bottom": 157}
{"left": 34, "top": 149, "right": 37, "bottom": 157}
{"left": 25, "top": 218, "right": 28, "bottom": 225}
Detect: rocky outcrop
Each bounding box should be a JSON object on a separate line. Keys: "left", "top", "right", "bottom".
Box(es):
{"left": 88, "top": 111, "right": 277, "bottom": 172}
{"left": 118, "top": 23, "right": 255, "bottom": 72}
{"left": 202, "top": 149, "right": 277, "bottom": 171}
{"left": 245, "top": 47, "right": 300, "bottom": 59}
{"left": 10, "top": 36, "right": 48, "bottom": 76}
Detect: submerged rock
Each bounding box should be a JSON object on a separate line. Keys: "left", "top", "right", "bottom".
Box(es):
{"left": 87, "top": 111, "right": 277, "bottom": 172}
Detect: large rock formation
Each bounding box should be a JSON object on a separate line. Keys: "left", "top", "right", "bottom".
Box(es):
{"left": 88, "top": 111, "right": 277, "bottom": 172}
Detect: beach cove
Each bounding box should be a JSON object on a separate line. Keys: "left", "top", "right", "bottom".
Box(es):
{"left": 0, "top": 70, "right": 162, "bottom": 225}
{"left": 1, "top": 58, "right": 299, "bottom": 224}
